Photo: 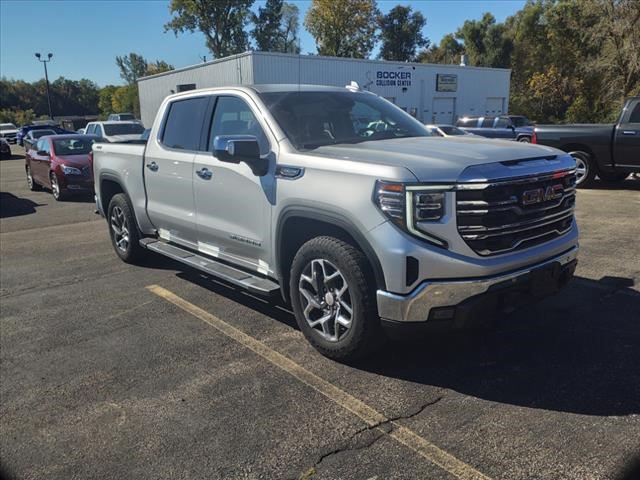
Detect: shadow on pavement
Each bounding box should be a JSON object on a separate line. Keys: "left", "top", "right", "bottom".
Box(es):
{"left": 587, "top": 176, "right": 640, "bottom": 191}
{"left": 138, "top": 253, "right": 639, "bottom": 417}
{"left": 0, "top": 192, "right": 45, "bottom": 218}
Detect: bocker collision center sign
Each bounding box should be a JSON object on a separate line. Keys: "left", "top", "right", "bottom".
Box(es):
{"left": 375, "top": 70, "right": 412, "bottom": 87}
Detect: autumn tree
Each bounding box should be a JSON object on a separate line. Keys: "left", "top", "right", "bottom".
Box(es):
{"left": 417, "top": 34, "right": 463, "bottom": 64}
{"left": 165, "top": 0, "right": 254, "bottom": 58}
{"left": 378, "top": 5, "right": 429, "bottom": 62}
{"left": 305, "top": 0, "right": 379, "bottom": 58}
{"left": 455, "top": 13, "right": 512, "bottom": 68}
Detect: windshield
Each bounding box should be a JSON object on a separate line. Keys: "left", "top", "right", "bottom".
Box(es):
{"left": 103, "top": 123, "right": 144, "bottom": 136}
{"left": 0, "top": 123, "right": 16, "bottom": 130}
{"left": 53, "top": 137, "right": 93, "bottom": 155}
{"left": 439, "top": 126, "right": 467, "bottom": 135}
{"left": 259, "top": 91, "right": 431, "bottom": 149}
{"left": 32, "top": 130, "right": 56, "bottom": 139}
{"left": 117, "top": 114, "right": 135, "bottom": 121}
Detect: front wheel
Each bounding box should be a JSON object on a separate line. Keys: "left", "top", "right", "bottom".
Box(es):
{"left": 26, "top": 166, "right": 41, "bottom": 191}
{"left": 290, "top": 236, "right": 383, "bottom": 361}
{"left": 517, "top": 136, "right": 531, "bottom": 143}
{"left": 50, "top": 172, "right": 66, "bottom": 201}
{"left": 107, "top": 193, "right": 146, "bottom": 264}
{"left": 570, "top": 151, "right": 596, "bottom": 188}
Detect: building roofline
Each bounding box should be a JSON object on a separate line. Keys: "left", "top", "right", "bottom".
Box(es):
{"left": 138, "top": 51, "right": 511, "bottom": 83}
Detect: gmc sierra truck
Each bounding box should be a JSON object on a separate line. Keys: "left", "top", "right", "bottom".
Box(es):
{"left": 532, "top": 97, "right": 640, "bottom": 187}
{"left": 93, "top": 84, "right": 579, "bottom": 360}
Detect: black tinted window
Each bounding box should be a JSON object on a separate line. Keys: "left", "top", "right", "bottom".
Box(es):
{"left": 210, "top": 96, "right": 269, "bottom": 154}
{"left": 481, "top": 117, "right": 495, "bottom": 128}
{"left": 629, "top": 102, "right": 640, "bottom": 123}
{"left": 162, "top": 97, "right": 209, "bottom": 150}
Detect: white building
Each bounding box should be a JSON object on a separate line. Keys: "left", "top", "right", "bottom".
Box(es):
{"left": 137, "top": 51, "right": 511, "bottom": 127}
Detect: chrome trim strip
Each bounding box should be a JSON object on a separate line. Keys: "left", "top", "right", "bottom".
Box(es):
{"left": 456, "top": 169, "right": 576, "bottom": 190}
{"left": 471, "top": 225, "right": 573, "bottom": 256}
{"left": 376, "top": 245, "right": 579, "bottom": 322}
{"left": 459, "top": 208, "right": 575, "bottom": 235}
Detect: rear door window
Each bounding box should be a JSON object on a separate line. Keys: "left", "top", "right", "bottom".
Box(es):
{"left": 162, "top": 97, "right": 209, "bottom": 150}
{"left": 481, "top": 117, "right": 495, "bottom": 128}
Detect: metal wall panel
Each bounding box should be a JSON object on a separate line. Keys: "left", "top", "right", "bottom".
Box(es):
{"left": 138, "top": 52, "right": 511, "bottom": 126}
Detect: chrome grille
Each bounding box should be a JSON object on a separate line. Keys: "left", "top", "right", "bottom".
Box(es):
{"left": 456, "top": 170, "right": 576, "bottom": 256}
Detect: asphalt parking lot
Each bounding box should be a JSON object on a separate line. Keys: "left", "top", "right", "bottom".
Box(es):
{"left": 1, "top": 146, "right": 639, "bottom": 480}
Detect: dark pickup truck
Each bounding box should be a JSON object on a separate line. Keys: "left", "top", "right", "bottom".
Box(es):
{"left": 532, "top": 97, "right": 640, "bottom": 187}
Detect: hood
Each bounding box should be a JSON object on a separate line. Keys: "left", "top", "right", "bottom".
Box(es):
{"left": 55, "top": 154, "right": 91, "bottom": 168}
{"left": 105, "top": 134, "right": 142, "bottom": 142}
{"left": 307, "top": 136, "right": 562, "bottom": 182}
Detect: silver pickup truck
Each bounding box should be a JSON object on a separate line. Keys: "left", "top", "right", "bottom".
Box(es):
{"left": 94, "top": 84, "right": 579, "bottom": 360}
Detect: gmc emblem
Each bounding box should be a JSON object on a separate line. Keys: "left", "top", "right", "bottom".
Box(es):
{"left": 522, "top": 184, "right": 564, "bottom": 205}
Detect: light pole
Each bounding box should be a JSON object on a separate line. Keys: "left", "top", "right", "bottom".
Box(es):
{"left": 35, "top": 52, "right": 53, "bottom": 120}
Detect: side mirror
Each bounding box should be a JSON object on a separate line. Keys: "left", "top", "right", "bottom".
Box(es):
{"left": 213, "top": 135, "right": 267, "bottom": 176}
{"left": 37, "top": 150, "right": 49, "bottom": 157}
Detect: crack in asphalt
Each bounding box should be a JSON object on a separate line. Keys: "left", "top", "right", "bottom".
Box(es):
{"left": 302, "top": 395, "right": 444, "bottom": 478}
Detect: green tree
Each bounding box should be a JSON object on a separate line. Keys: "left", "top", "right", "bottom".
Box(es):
{"left": 417, "top": 34, "right": 463, "bottom": 64}
{"left": 251, "top": 0, "right": 301, "bottom": 53}
{"left": 305, "top": 0, "right": 379, "bottom": 58}
{"left": 146, "top": 60, "right": 175, "bottom": 76}
{"left": 455, "top": 13, "right": 512, "bottom": 68}
{"left": 115, "top": 53, "right": 148, "bottom": 84}
{"left": 378, "top": 5, "right": 429, "bottom": 62}
{"left": 165, "top": 0, "right": 254, "bottom": 58}
{"left": 99, "top": 85, "right": 118, "bottom": 118}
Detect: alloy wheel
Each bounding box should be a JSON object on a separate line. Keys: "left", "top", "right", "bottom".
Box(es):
{"left": 573, "top": 155, "right": 588, "bottom": 185}
{"left": 298, "top": 259, "right": 353, "bottom": 342}
{"left": 110, "top": 206, "right": 130, "bottom": 253}
{"left": 50, "top": 173, "right": 60, "bottom": 199}
{"left": 26, "top": 167, "right": 33, "bottom": 189}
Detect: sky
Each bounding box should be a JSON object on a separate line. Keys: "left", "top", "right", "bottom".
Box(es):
{"left": 0, "top": 0, "right": 526, "bottom": 87}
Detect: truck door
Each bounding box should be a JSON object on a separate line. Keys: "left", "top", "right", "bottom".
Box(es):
{"left": 614, "top": 99, "right": 640, "bottom": 167}
{"left": 144, "top": 95, "right": 211, "bottom": 248}
{"left": 192, "top": 94, "right": 274, "bottom": 276}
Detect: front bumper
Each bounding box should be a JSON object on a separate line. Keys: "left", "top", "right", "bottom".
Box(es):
{"left": 377, "top": 245, "right": 578, "bottom": 324}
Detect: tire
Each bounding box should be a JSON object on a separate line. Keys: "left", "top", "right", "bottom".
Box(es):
{"left": 50, "top": 172, "right": 66, "bottom": 201}
{"left": 598, "top": 171, "right": 628, "bottom": 182}
{"left": 26, "top": 165, "right": 42, "bottom": 191}
{"left": 517, "top": 136, "right": 531, "bottom": 143}
{"left": 289, "top": 236, "right": 383, "bottom": 361}
{"left": 107, "top": 193, "right": 146, "bottom": 264}
{"left": 570, "top": 151, "right": 596, "bottom": 188}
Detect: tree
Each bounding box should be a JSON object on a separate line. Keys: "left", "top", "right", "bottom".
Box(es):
{"left": 252, "top": 0, "right": 283, "bottom": 51}
{"left": 115, "top": 53, "right": 148, "bottom": 84}
{"left": 165, "top": 0, "right": 254, "bottom": 59}
{"left": 146, "top": 60, "right": 175, "bottom": 76}
{"left": 455, "top": 13, "right": 512, "bottom": 68}
{"left": 251, "top": 0, "right": 301, "bottom": 53}
{"left": 99, "top": 85, "right": 118, "bottom": 118}
{"left": 417, "top": 34, "right": 463, "bottom": 64}
{"left": 305, "top": 0, "right": 379, "bottom": 58}
{"left": 378, "top": 5, "right": 429, "bottom": 62}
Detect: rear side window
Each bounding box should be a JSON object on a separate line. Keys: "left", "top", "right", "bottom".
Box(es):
{"left": 628, "top": 102, "right": 640, "bottom": 123}
{"left": 162, "top": 97, "right": 209, "bottom": 150}
{"left": 481, "top": 117, "right": 495, "bottom": 128}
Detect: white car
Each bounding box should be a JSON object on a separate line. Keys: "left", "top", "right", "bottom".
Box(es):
{"left": 84, "top": 121, "right": 145, "bottom": 143}
{"left": 0, "top": 123, "right": 19, "bottom": 143}
{"left": 424, "top": 124, "right": 477, "bottom": 137}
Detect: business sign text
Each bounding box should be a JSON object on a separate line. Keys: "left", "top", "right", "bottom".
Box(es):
{"left": 376, "top": 71, "right": 412, "bottom": 87}
{"left": 436, "top": 74, "right": 457, "bottom": 92}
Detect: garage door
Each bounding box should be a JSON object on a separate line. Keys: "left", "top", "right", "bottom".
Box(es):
{"left": 485, "top": 97, "right": 505, "bottom": 116}
{"left": 432, "top": 98, "right": 455, "bottom": 124}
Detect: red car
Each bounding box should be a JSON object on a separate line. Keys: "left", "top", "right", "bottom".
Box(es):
{"left": 25, "top": 134, "right": 97, "bottom": 200}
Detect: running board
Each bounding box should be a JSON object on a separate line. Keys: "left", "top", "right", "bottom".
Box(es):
{"left": 140, "top": 239, "right": 279, "bottom": 295}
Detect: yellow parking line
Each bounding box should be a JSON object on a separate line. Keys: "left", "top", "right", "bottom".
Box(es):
{"left": 147, "top": 284, "right": 491, "bottom": 480}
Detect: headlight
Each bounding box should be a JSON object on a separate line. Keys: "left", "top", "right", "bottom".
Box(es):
{"left": 61, "top": 165, "right": 82, "bottom": 175}
{"left": 374, "top": 181, "right": 452, "bottom": 247}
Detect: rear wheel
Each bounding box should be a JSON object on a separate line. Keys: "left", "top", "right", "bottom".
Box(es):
{"left": 107, "top": 193, "right": 146, "bottom": 264}
{"left": 290, "top": 236, "right": 383, "bottom": 361}
{"left": 517, "top": 136, "right": 531, "bottom": 143}
{"left": 570, "top": 151, "right": 596, "bottom": 188}
{"left": 26, "top": 166, "right": 41, "bottom": 191}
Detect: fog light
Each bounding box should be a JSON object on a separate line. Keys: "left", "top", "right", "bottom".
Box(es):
{"left": 429, "top": 307, "right": 456, "bottom": 321}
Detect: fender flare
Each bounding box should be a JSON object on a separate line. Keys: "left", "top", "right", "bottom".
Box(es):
{"left": 275, "top": 206, "right": 387, "bottom": 294}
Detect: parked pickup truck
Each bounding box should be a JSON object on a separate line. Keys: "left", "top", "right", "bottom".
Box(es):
{"left": 93, "top": 84, "right": 579, "bottom": 360}
{"left": 532, "top": 97, "right": 640, "bottom": 187}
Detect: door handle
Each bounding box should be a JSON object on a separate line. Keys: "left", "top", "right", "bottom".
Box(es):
{"left": 146, "top": 161, "right": 159, "bottom": 172}
{"left": 196, "top": 167, "right": 212, "bottom": 180}
{"left": 622, "top": 131, "right": 637, "bottom": 135}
